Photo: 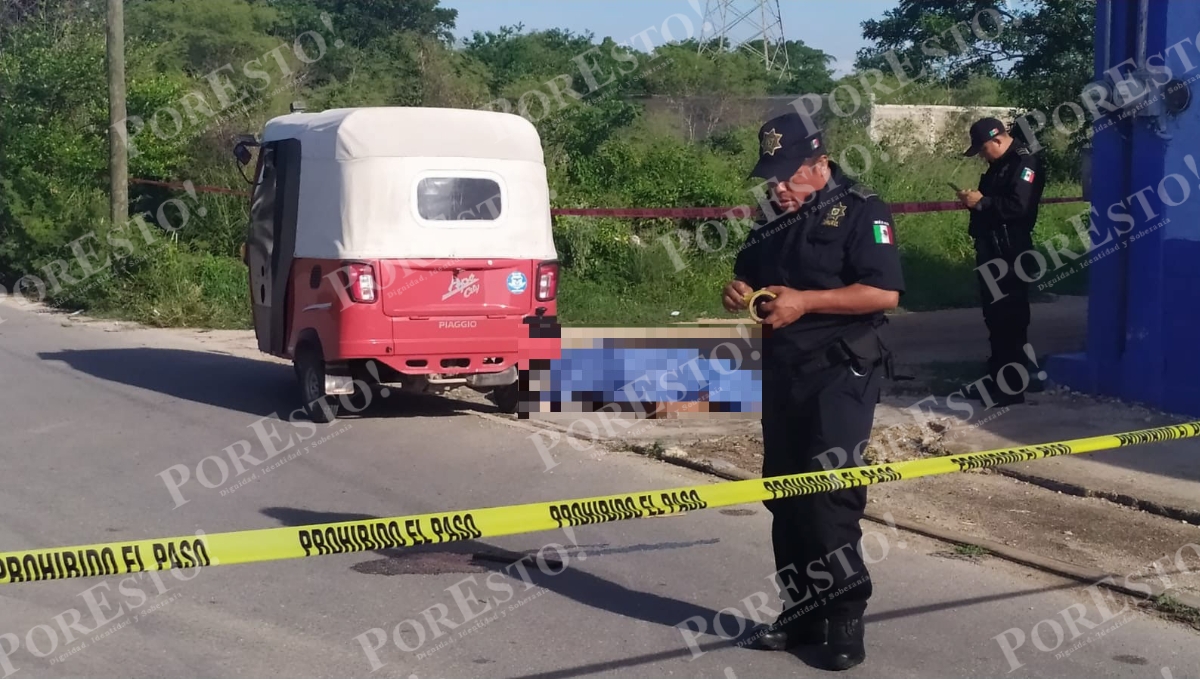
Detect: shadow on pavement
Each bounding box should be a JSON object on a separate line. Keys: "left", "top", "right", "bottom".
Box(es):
{"left": 260, "top": 506, "right": 749, "bottom": 649}
{"left": 261, "top": 508, "right": 1075, "bottom": 676}
{"left": 516, "top": 581, "right": 1076, "bottom": 678}
{"left": 39, "top": 348, "right": 296, "bottom": 416}
{"left": 36, "top": 348, "right": 495, "bottom": 420}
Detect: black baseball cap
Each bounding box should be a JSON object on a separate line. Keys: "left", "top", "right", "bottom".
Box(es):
{"left": 749, "top": 112, "right": 826, "bottom": 181}
{"left": 964, "top": 117, "right": 1007, "bottom": 156}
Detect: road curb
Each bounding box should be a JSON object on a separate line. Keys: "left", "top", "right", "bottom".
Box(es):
{"left": 993, "top": 468, "right": 1200, "bottom": 525}
{"left": 475, "top": 410, "right": 1200, "bottom": 611}
{"left": 519, "top": 411, "right": 1200, "bottom": 525}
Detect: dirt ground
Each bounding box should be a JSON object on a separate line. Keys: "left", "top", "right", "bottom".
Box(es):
{"left": 640, "top": 415, "right": 1200, "bottom": 609}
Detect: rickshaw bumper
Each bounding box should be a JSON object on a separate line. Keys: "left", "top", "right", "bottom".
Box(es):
{"left": 464, "top": 365, "right": 519, "bottom": 388}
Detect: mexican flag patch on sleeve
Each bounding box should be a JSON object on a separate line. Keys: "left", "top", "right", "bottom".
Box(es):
{"left": 1021, "top": 168, "right": 1036, "bottom": 183}
{"left": 873, "top": 220, "right": 894, "bottom": 245}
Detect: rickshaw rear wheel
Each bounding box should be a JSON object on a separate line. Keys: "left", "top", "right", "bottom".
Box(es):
{"left": 492, "top": 382, "right": 520, "bottom": 414}
{"left": 296, "top": 347, "right": 339, "bottom": 423}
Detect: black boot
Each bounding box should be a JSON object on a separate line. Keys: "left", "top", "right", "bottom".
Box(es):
{"left": 742, "top": 616, "right": 826, "bottom": 651}
{"left": 961, "top": 381, "right": 984, "bottom": 402}
{"left": 993, "top": 390, "right": 1026, "bottom": 407}
{"left": 960, "top": 360, "right": 994, "bottom": 402}
{"left": 827, "top": 617, "right": 866, "bottom": 671}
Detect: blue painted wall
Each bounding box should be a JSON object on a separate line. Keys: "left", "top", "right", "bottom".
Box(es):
{"left": 1048, "top": 0, "right": 1200, "bottom": 416}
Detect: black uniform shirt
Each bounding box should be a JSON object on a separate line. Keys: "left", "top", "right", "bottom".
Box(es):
{"left": 969, "top": 143, "right": 1046, "bottom": 256}
{"left": 733, "top": 163, "right": 905, "bottom": 356}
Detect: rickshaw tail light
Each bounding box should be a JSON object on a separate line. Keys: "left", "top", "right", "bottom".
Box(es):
{"left": 346, "top": 263, "right": 376, "bottom": 303}
{"left": 536, "top": 262, "right": 559, "bottom": 301}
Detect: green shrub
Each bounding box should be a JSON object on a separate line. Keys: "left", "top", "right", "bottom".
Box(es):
{"left": 53, "top": 241, "right": 251, "bottom": 329}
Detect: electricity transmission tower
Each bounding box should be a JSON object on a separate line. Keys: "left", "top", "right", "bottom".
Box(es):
{"left": 696, "top": 0, "right": 790, "bottom": 76}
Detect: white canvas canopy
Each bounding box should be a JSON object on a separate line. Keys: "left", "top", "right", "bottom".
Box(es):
{"left": 261, "top": 107, "right": 557, "bottom": 261}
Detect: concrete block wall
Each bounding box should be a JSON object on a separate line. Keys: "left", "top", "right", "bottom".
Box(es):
{"left": 867, "top": 104, "right": 1016, "bottom": 149}
{"left": 628, "top": 96, "right": 1016, "bottom": 150}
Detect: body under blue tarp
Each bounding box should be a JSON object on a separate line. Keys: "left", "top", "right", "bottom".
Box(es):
{"left": 545, "top": 347, "right": 762, "bottom": 412}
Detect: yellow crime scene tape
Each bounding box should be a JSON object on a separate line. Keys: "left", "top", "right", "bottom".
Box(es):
{"left": 2, "top": 422, "right": 1198, "bottom": 585}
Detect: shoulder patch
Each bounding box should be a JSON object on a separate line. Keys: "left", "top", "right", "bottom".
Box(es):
{"left": 847, "top": 184, "right": 877, "bottom": 200}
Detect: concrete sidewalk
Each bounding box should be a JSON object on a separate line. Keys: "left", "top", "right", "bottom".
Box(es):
{"left": 930, "top": 395, "right": 1200, "bottom": 521}
{"left": 882, "top": 294, "right": 1088, "bottom": 364}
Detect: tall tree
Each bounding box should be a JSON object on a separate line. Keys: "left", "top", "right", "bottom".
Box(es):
{"left": 126, "top": 0, "right": 279, "bottom": 76}
{"left": 462, "top": 24, "right": 598, "bottom": 95}
{"left": 642, "top": 43, "right": 770, "bottom": 142}
{"left": 855, "top": 0, "right": 1095, "bottom": 178}
{"left": 765, "top": 39, "right": 836, "bottom": 95}
{"left": 267, "top": 0, "right": 457, "bottom": 47}
{"left": 855, "top": 0, "right": 1094, "bottom": 100}
{"left": 0, "top": 3, "right": 188, "bottom": 281}
{"left": 1004, "top": 0, "right": 1093, "bottom": 113}
{"left": 259, "top": 0, "right": 465, "bottom": 112}
{"left": 0, "top": 0, "right": 93, "bottom": 39}
{"left": 855, "top": 0, "right": 1021, "bottom": 80}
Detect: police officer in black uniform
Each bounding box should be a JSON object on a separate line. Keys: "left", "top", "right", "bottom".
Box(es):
{"left": 722, "top": 112, "right": 904, "bottom": 671}
{"left": 957, "top": 118, "right": 1046, "bottom": 406}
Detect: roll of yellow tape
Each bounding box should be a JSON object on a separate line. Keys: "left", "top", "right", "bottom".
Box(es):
{"left": 744, "top": 289, "right": 777, "bottom": 323}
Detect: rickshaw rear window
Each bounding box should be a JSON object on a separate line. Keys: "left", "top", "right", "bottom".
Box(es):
{"left": 416, "top": 177, "right": 502, "bottom": 221}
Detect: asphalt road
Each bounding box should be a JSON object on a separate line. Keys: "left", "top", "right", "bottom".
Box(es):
{"left": 0, "top": 302, "right": 1196, "bottom": 678}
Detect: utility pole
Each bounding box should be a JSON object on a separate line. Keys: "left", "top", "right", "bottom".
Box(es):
{"left": 107, "top": 0, "right": 127, "bottom": 229}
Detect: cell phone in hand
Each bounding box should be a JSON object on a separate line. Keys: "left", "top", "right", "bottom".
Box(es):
{"left": 948, "top": 182, "right": 963, "bottom": 193}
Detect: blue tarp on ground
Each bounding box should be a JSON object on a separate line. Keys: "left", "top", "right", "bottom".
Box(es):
{"left": 545, "top": 348, "right": 762, "bottom": 412}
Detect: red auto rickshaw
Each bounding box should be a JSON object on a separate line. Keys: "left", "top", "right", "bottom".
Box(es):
{"left": 236, "top": 106, "right": 561, "bottom": 421}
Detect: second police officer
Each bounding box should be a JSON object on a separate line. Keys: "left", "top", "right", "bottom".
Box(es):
{"left": 956, "top": 117, "right": 1046, "bottom": 406}
{"left": 722, "top": 112, "right": 905, "bottom": 671}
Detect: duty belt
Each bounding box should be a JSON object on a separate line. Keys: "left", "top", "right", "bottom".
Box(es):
{"left": 780, "top": 323, "right": 895, "bottom": 380}
{"left": 792, "top": 341, "right": 864, "bottom": 377}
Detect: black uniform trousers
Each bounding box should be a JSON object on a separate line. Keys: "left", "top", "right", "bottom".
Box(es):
{"left": 761, "top": 350, "right": 882, "bottom": 625}
{"left": 974, "top": 236, "right": 1031, "bottom": 385}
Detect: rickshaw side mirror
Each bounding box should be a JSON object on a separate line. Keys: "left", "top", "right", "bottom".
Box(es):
{"left": 233, "top": 135, "right": 258, "bottom": 165}
{"left": 233, "top": 135, "right": 260, "bottom": 184}
{"left": 234, "top": 143, "right": 253, "bottom": 166}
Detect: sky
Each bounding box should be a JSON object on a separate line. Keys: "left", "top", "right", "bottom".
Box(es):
{"left": 442, "top": 0, "right": 900, "bottom": 76}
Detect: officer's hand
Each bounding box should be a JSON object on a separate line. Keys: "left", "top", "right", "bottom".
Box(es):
{"left": 759, "top": 286, "right": 808, "bottom": 329}
{"left": 959, "top": 190, "right": 983, "bottom": 209}
{"left": 723, "top": 280, "right": 753, "bottom": 313}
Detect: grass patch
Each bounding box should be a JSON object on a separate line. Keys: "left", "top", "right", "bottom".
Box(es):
{"left": 954, "top": 543, "right": 990, "bottom": 557}
{"left": 630, "top": 441, "right": 668, "bottom": 458}
{"left": 1152, "top": 595, "right": 1200, "bottom": 629}
{"left": 892, "top": 200, "right": 1089, "bottom": 312}
{"left": 554, "top": 122, "right": 1089, "bottom": 326}
{"left": 48, "top": 242, "right": 252, "bottom": 330}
